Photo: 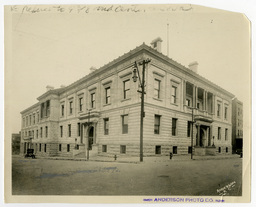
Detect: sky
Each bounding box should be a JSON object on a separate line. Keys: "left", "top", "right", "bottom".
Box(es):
{"left": 5, "top": 4, "right": 250, "bottom": 133}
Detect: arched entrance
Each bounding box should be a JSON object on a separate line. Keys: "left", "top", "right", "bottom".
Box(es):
{"left": 88, "top": 126, "right": 94, "bottom": 150}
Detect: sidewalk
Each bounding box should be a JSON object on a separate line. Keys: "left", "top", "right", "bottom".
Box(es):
{"left": 17, "top": 153, "right": 241, "bottom": 163}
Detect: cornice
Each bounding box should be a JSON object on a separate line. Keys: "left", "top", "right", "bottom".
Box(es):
{"left": 20, "top": 102, "right": 40, "bottom": 114}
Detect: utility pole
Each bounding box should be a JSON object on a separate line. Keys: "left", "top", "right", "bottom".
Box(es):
{"left": 132, "top": 58, "right": 151, "bottom": 162}
{"left": 87, "top": 109, "right": 91, "bottom": 160}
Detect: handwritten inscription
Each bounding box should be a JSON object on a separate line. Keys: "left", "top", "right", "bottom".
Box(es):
{"left": 217, "top": 181, "right": 236, "bottom": 196}
{"left": 9, "top": 4, "right": 193, "bottom": 14}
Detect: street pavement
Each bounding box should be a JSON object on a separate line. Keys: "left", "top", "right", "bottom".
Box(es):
{"left": 12, "top": 154, "right": 242, "bottom": 196}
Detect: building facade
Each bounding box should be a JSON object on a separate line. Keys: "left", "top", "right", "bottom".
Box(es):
{"left": 20, "top": 39, "right": 234, "bottom": 158}
{"left": 232, "top": 98, "right": 243, "bottom": 153}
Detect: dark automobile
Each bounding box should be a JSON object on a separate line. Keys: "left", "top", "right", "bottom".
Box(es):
{"left": 236, "top": 148, "right": 243, "bottom": 158}
{"left": 25, "top": 149, "right": 36, "bottom": 159}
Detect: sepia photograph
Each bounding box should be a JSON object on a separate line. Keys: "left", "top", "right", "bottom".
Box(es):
{"left": 3, "top": 2, "right": 252, "bottom": 204}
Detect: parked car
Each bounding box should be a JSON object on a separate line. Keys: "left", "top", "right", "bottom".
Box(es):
{"left": 25, "top": 149, "right": 36, "bottom": 159}
{"left": 236, "top": 148, "right": 243, "bottom": 158}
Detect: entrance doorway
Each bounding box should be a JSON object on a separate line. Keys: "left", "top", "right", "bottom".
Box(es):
{"left": 199, "top": 128, "right": 205, "bottom": 147}
{"left": 88, "top": 127, "right": 94, "bottom": 150}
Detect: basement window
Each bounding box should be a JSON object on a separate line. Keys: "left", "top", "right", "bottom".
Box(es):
{"left": 155, "top": 146, "right": 161, "bottom": 154}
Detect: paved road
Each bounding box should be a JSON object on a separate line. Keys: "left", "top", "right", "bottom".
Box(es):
{"left": 12, "top": 156, "right": 242, "bottom": 196}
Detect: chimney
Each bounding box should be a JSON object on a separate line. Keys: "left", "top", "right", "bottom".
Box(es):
{"left": 188, "top": 61, "right": 199, "bottom": 73}
{"left": 90, "top": 66, "right": 97, "bottom": 73}
{"left": 46, "top": 85, "right": 54, "bottom": 91}
{"left": 151, "top": 37, "right": 163, "bottom": 53}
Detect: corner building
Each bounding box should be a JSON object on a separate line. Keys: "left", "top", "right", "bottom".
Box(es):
{"left": 20, "top": 39, "right": 234, "bottom": 158}
{"left": 232, "top": 98, "right": 243, "bottom": 153}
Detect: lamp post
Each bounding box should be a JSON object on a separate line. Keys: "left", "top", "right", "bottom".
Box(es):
{"left": 132, "top": 58, "right": 151, "bottom": 162}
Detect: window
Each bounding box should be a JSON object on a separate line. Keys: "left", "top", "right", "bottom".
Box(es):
{"left": 77, "top": 123, "right": 81, "bottom": 136}
{"left": 122, "top": 115, "right": 128, "bottom": 134}
{"left": 68, "top": 124, "right": 71, "bottom": 137}
{"left": 104, "top": 118, "right": 109, "bottom": 135}
{"left": 91, "top": 93, "right": 95, "bottom": 108}
{"left": 26, "top": 116, "right": 28, "bottom": 126}
{"left": 218, "top": 127, "right": 221, "bottom": 140}
{"left": 44, "top": 144, "right": 47, "bottom": 152}
{"left": 154, "top": 79, "right": 161, "bottom": 99}
{"left": 224, "top": 107, "right": 228, "bottom": 119}
{"left": 39, "top": 144, "right": 41, "bottom": 152}
{"left": 40, "top": 127, "right": 42, "bottom": 138}
{"left": 120, "top": 145, "right": 126, "bottom": 154}
{"left": 219, "top": 147, "right": 221, "bottom": 153}
{"left": 102, "top": 145, "right": 107, "bottom": 152}
{"left": 46, "top": 100, "right": 50, "bottom": 116}
{"left": 186, "top": 99, "right": 191, "bottom": 107}
{"left": 36, "top": 130, "right": 38, "bottom": 138}
{"left": 173, "top": 146, "right": 177, "bottom": 154}
{"left": 59, "top": 144, "right": 62, "bottom": 151}
{"left": 29, "top": 115, "right": 32, "bottom": 126}
{"left": 226, "top": 147, "right": 228, "bottom": 153}
{"left": 33, "top": 114, "right": 35, "bottom": 124}
{"left": 67, "top": 144, "right": 70, "bottom": 152}
{"left": 79, "top": 97, "right": 83, "bottom": 112}
{"left": 197, "top": 103, "right": 200, "bottom": 109}
{"left": 105, "top": 87, "right": 111, "bottom": 104}
{"left": 155, "top": 146, "right": 161, "bottom": 154}
{"left": 171, "top": 86, "right": 177, "bottom": 104}
{"left": 172, "top": 118, "right": 177, "bottom": 136}
{"left": 61, "top": 104, "right": 65, "bottom": 116}
{"left": 188, "top": 146, "right": 192, "bottom": 154}
{"left": 60, "top": 126, "right": 63, "bottom": 137}
{"left": 45, "top": 126, "right": 48, "bottom": 138}
{"left": 217, "top": 103, "right": 221, "bottom": 117}
{"left": 154, "top": 115, "right": 161, "bottom": 134}
{"left": 23, "top": 117, "right": 25, "bottom": 127}
{"left": 187, "top": 121, "right": 192, "bottom": 137}
{"left": 69, "top": 101, "right": 73, "bottom": 114}
{"left": 225, "top": 128, "right": 228, "bottom": 140}
{"left": 123, "top": 80, "right": 130, "bottom": 99}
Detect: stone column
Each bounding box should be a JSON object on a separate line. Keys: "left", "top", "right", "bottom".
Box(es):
{"left": 183, "top": 80, "right": 186, "bottom": 106}
{"left": 206, "top": 127, "right": 209, "bottom": 146}
{"left": 194, "top": 86, "right": 197, "bottom": 108}
{"left": 93, "top": 122, "right": 97, "bottom": 144}
{"left": 209, "top": 125, "right": 213, "bottom": 146}
{"left": 205, "top": 91, "right": 208, "bottom": 112}
{"left": 196, "top": 124, "right": 200, "bottom": 146}
{"left": 203, "top": 90, "right": 205, "bottom": 111}
{"left": 213, "top": 95, "right": 216, "bottom": 115}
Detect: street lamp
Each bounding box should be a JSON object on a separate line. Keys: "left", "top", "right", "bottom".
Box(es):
{"left": 132, "top": 58, "right": 151, "bottom": 162}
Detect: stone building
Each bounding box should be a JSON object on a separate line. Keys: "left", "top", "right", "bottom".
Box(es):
{"left": 232, "top": 98, "right": 243, "bottom": 153}
{"left": 20, "top": 38, "right": 234, "bottom": 158}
